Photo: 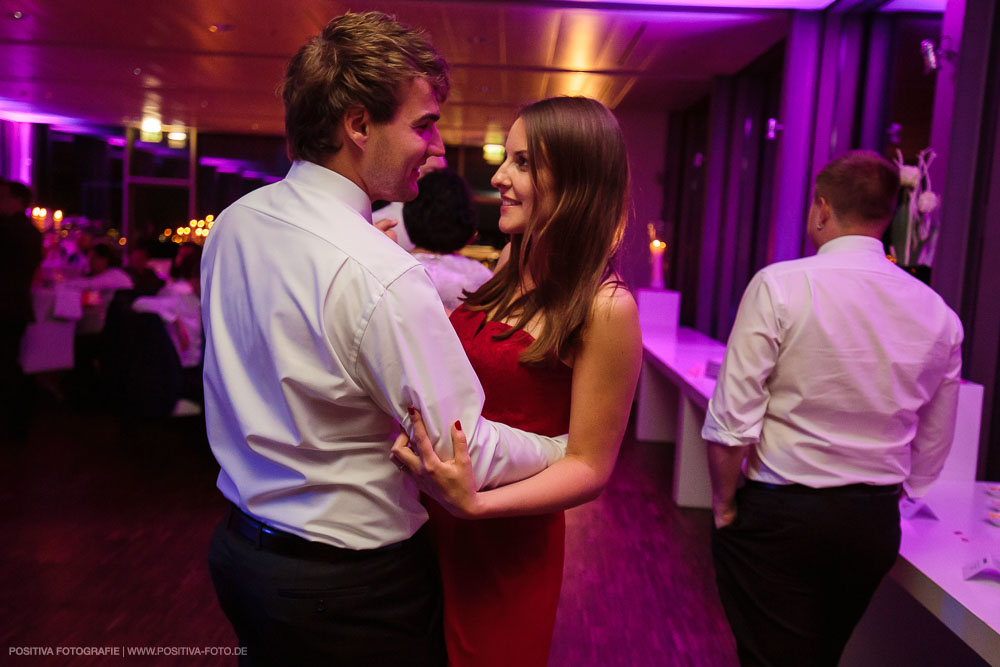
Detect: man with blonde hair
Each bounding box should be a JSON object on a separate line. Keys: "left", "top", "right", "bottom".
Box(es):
{"left": 703, "top": 150, "right": 963, "bottom": 666}
{"left": 202, "top": 12, "right": 564, "bottom": 665}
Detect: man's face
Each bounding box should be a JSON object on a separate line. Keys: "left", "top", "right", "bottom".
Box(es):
{"left": 362, "top": 77, "right": 445, "bottom": 203}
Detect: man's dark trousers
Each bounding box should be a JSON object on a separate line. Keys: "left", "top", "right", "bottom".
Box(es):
{"left": 209, "top": 508, "right": 446, "bottom": 666}
{"left": 712, "top": 481, "right": 901, "bottom": 667}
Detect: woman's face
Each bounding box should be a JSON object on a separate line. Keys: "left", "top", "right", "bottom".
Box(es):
{"left": 491, "top": 118, "right": 551, "bottom": 235}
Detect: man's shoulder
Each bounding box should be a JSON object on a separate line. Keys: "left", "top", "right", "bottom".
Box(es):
{"left": 219, "top": 180, "right": 421, "bottom": 283}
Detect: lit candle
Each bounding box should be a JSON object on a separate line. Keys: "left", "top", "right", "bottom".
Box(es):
{"left": 649, "top": 239, "right": 666, "bottom": 289}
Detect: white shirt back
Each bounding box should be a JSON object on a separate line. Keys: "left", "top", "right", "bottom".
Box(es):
{"left": 702, "top": 235, "right": 963, "bottom": 496}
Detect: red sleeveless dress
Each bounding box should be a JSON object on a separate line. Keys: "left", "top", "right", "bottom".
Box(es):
{"left": 426, "top": 305, "right": 573, "bottom": 667}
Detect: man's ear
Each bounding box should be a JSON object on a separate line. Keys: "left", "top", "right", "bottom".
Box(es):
{"left": 343, "top": 106, "right": 370, "bottom": 150}
{"left": 816, "top": 196, "right": 833, "bottom": 227}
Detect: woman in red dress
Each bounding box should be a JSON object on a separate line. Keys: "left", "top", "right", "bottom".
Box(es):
{"left": 394, "top": 96, "right": 643, "bottom": 666}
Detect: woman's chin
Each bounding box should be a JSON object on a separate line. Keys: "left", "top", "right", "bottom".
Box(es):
{"left": 498, "top": 217, "right": 526, "bottom": 235}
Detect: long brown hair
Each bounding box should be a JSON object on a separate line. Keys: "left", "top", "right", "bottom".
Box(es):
{"left": 463, "top": 96, "right": 630, "bottom": 365}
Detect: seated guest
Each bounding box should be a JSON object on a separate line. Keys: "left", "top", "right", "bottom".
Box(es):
{"left": 403, "top": 169, "right": 493, "bottom": 312}
{"left": 133, "top": 245, "right": 202, "bottom": 368}
{"left": 66, "top": 243, "right": 134, "bottom": 333}
{"left": 702, "top": 150, "right": 963, "bottom": 667}
{"left": 66, "top": 243, "right": 134, "bottom": 289}
{"left": 125, "top": 243, "right": 166, "bottom": 296}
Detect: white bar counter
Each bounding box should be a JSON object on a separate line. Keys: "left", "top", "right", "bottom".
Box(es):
{"left": 843, "top": 481, "right": 1000, "bottom": 666}
{"left": 635, "top": 325, "right": 723, "bottom": 508}
{"left": 893, "top": 481, "right": 1000, "bottom": 664}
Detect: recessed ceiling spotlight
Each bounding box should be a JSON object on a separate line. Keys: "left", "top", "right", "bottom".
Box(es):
{"left": 11, "top": 10, "right": 25, "bottom": 19}
{"left": 209, "top": 23, "right": 235, "bottom": 33}
{"left": 133, "top": 67, "right": 142, "bottom": 76}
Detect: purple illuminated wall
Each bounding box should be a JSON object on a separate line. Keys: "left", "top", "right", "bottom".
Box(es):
{"left": 0, "top": 120, "right": 34, "bottom": 186}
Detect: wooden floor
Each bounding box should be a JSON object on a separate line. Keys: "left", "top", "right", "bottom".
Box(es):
{"left": 0, "top": 397, "right": 737, "bottom": 666}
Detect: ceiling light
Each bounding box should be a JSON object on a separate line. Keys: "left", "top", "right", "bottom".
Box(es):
{"left": 140, "top": 116, "right": 162, "bottom": 143}
{"left": 483, "top": 144, "right": 505, "bottom": 165}
{"left": 167, "top": 131, "right": 187, "bottom": 148}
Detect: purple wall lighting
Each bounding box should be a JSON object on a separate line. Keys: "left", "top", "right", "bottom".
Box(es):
{"left": 0, "top": 117, "right": 34, "bottom": 186}
{"left": 555, "top": 0, "right": 836, "bottom": 8}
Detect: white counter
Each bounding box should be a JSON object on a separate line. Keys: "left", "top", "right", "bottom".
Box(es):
{"left": 895, "top": 481, "right": 1000, "bottom": 663}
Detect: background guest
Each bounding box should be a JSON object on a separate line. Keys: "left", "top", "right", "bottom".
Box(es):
{"left": 0, "top": 180, "right": 43, "bottom": 442}
{"left": 125, "top": 243, "right": 166, "bottom": 297}
{"left": 66, "top": 243, "right": 134, "bottom": 403}
{"left": 702, "top": 150, "right": 963, "bottom": 667}
{"left": 134, "top": 244, "right": 203, "bottom": 369}
{"left": 403, "top": 169, "right": 493, "bottom": 312}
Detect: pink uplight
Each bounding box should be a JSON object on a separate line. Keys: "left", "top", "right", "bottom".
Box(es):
{"left": 546, "top": 0, "right": 836, "bottom": 9}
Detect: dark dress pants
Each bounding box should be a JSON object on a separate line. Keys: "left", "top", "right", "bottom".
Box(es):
{"left": 711, "top": 482, "right": 901, "bottom": 667}
{"left": 208, "top": 516, "right": 446, "bottom": 667}
{"left": 0, "top": 320, "right": 31, "bottom": 442}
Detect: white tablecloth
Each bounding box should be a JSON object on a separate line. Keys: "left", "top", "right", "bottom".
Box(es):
{"left": 19, "top": 286, "right": 82, "bottom": 373}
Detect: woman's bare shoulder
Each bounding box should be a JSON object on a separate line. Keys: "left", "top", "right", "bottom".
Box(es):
{"left": 591, "top": 280, "right": 638, "bottom": 324}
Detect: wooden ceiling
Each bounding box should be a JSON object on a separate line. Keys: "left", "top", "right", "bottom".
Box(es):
{"left": 0, "top": 1, "right": 790, "bottom": 145}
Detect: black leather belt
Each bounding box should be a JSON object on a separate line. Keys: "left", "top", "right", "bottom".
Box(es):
{"left": 743, "top": 479, "right": 902, "bottom": 497}
{"left": 227, "top": 504, "right": 407, "bottom": 561}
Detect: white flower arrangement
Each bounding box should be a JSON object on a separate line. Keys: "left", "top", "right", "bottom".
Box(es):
{"left": 899, "top": 165, "right": 922, "bottom": 189}
{"left": 890, "top": 148, "right": 939, "bottom": 267}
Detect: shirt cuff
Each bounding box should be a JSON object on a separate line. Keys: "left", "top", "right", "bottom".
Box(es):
{"left": 700, "top": 423, "right": 757, "bottom": 447}
{"left": 903, "top": 476, "right": 937, "bottom": 499}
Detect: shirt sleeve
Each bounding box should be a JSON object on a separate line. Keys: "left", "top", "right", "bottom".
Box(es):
{"left": 132, "top": 296, "right": 178, "bottom": 323}
{"left": 905, "top": 315, "right": 964, "bottom": 497}
{"left": 351, "top": 265, "right": 567, "bottom": 490}
{"left": 702, "top": 271, "right": 784, "bottom": 447}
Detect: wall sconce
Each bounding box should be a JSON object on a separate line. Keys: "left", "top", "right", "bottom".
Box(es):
{"left": 483, "top": 143, "right": 505, "bottom": 165}
{"left": 920, "top": 38, "right": 957, "bottom": 74}
{"left": 167, "top": 131, "right": 187, "bottom": 149}
{"left": 766, "top": 118, "right": 784, "bottom": 141}
{"left": 140, "top": 116, "right": 162, "bottom": 143}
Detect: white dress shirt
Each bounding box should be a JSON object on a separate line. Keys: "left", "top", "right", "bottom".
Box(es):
{"left": 202, "top": 161, "right": 565, "bottom": 549}
{"left": 702, "top": 235, "right": 963, "bottom": 496}
{"left": 372, "top": 201, "right": 415, "bottom": 251}
{"left": 132, "top": 280, "right": 202, "bottom": 368}
{"left": 413, "top": 252, "right": 493, "bottom": 312}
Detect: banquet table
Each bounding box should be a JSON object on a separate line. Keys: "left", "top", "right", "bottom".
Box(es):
{"left": 19, "top": 286, "right": 82, "bottom": 373}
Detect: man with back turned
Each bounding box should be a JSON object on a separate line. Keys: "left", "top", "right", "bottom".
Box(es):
{"left": 202, "top": 12, "right": 565, "bottom": 666}
{"left": 703, "top": 150, "right": 963, "bottom": 666}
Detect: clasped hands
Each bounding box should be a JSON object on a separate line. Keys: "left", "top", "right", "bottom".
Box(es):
{"left": 391, "top": 408, "right": 484, "bottom": 519}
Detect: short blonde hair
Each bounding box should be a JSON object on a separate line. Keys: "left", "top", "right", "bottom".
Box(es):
{"left": 282, "top": 11, "right": 449, "bottom": 163}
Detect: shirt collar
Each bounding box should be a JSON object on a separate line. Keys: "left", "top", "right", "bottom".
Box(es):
{"left": 817, "top": 235, "right": 885, "bottom": 256}
{"left": 285, "top": 160, "right": 373, "bottom": 224}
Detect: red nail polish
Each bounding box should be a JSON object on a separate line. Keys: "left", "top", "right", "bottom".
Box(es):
{"left": 454, "top": 420, "right": 462, "bottom": 431}
{"left": 408, "top": 406, "right": 416, "bottom": 415}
